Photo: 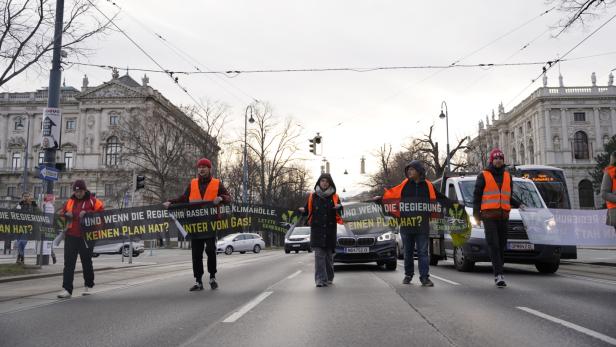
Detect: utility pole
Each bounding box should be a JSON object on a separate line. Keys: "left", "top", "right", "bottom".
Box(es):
{"left": 39, "top": 0, "right": 65, "bottom": 266}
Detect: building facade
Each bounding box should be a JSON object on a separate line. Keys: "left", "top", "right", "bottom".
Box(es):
{"left": 0, "top": 69, "right": 218, "bottom": 208}
{"left": 467, "top": 72, "right": 616, "bottom": 209}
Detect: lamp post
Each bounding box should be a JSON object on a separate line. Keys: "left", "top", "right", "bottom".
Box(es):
{"left": 16, "top": 116, "right": 31, "bottom": 193}
{"left": 439, "top": 101, "right": 451, "bottom": 174}
{"left": 243, "top": 104, "right": 255, "bottom": 204}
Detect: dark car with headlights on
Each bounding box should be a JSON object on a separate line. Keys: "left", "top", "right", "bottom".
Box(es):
{"left": 334, "top": 202, "right": 398, "bottom": 270}
{"left": 284, "top": 226, "right": 312, "bottom": 253}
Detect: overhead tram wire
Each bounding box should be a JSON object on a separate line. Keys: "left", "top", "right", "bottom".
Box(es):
{"left": 64, "top": 51, "right": 616, "bottom": 76}
{"left": 84, "top": 0, "right": 235, "bottom": 127}
{"left": 103, "top": 0, "right": 257, "bottom": 104}
{"left": 358, "top": 6, "right": 558, "bottom": 118}
{"left": 505, "top": 10, "right": 616, "bottom": 108}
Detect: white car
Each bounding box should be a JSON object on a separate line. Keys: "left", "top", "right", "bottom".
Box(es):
{"left": 217, "top": 233, "right": 265, "bottom": 255}
{"left": 92, "top": 240, "right": 145, "bottom": 257}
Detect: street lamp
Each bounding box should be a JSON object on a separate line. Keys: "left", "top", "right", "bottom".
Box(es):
{"left": 439, "top": 101, "right": 451, "bottom": 174}
{"left": 243, "top": 104, "right": 256, "bottom": 204}
{"left": 16, "top": 116, "right": 31, "bottom": 193}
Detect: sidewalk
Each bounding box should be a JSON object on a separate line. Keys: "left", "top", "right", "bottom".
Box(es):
{"left": 0, "top": 247, "right": 193, "bottom": 283}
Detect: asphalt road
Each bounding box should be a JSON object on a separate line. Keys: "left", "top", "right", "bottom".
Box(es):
{"left": 1, "top": 251, "right": 615, "bottom": 347}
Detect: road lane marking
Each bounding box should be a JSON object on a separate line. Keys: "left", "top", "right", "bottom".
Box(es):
{"left": 397, "top": 260, "right": 461, "bottom": 285}
{"left": 222, "top": 291, "right": 273, "bottom": 323}
{"left": 429, "top": 274, "right": 460, "bottom": 286}
{"left": 517, "top": 306, "right": 616, "bottom": 346}
{"left": 559, "top": 274, "right": 616, "bottom": 286}
{"left": 286, "top": 270, "right": 302, "bottom": 279}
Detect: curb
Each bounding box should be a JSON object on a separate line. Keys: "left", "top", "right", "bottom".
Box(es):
{"left": 0, "top": 263, "right": 154, "bottom": 284}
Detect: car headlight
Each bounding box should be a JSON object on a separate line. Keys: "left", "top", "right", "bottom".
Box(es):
{"left": 377, "top": 232, "right": 394, "bottom": 242}
{"left": 470, "top": 217, "right": 483, "bottom": 229}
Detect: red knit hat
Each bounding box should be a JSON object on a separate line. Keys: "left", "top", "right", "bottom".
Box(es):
{"left": 196, "top": 158, "right": 212, "bottom": 168}
{"left": 72, "top": 179, "right": 87, "bottom": 191}
{"left": 488, "top": 148, "right": 504, "bottom": 165}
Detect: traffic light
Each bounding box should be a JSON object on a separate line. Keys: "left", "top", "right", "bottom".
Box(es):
{"left": 309, "top": 138, "right": 316, "bottom": 155}
{"left": 314, "top": 132, "right": 322, "bottom": 144}
{"left": 135, "top": 175, "right": 146, "bottom": 191}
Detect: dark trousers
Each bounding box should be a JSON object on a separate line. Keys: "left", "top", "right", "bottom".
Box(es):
{"left": 191, "top": 237, "right": 217, "bottom": 282}
{"left": 483, "top": 219, "right": 508, "bottom": 276}
{"left": 401, "top": 231, "right": 429, "bottom": 279}
{"left": 62, "top": 235, "right": 95, "bottom": 294}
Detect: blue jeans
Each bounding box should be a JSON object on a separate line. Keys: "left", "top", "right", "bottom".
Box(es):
{"left": 401, "top": 231, "right": 429, "bottom": 279}
{"left": 17, "top": 239, "right": 27, "bottom": 257}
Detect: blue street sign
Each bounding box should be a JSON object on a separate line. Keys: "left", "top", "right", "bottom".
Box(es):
{"left": 38, "top": 165, "right": 59, "bottom": 181}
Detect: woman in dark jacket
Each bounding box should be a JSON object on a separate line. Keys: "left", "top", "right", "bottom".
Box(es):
{"left": 300, "top": 173, "right": 343, "bottom": 287}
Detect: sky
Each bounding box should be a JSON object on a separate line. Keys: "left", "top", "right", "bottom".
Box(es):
{"left": 4, "top": 0, "right": 616, "bottom": 197}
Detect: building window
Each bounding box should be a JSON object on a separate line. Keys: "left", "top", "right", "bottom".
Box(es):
{"left": 14, "top": 117, "right": 24, "bottom": 130}
{"left": 110, "top": 114, "right": 119, "bottom": 126}
{"left": 105, "top": 136, "right": 121, "bottom": 166}
{"left": 38, "top": 152, "right": 45, "bottom": 165}
{"left": 573, "top": 131, "right": 589, "bottom": 159}
{"left": 574, "top": 112, "right": 586, "bottom": 122}
{"left": 104, "top": 184, "right": 115, "bottom": 197}
{"left": 578, "top": 180, "right": 595, "bottom": 209}
{"left": 527, "top": 121, "right": 532, "bottom": 131}
{"left": 12, "top": 153, "right": 21, "bottom": 170}
{"left": 511, "top": 148, "right": 517, "bottom": 164}
{"left": 7, "top": 186, "right": 17, "bottom": 197}
{"left": 60, "top": 185, "right": 70, "bottom": 198}
{"left": 528, "top": 139, "right": 534, "bottom": 165}
{"left": 64, "top": 152, "right": 74, "bottom": 170}
{"left": 66, "top": 118, "right": 76, "bottom": 130}
{"left": 519, "top": 144, "right": 525, "bottom": 164}
{"left": 553, "top": 136, "right": 561, "bottom": 151}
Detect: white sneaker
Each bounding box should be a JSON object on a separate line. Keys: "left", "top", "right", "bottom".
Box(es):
{"left": 57, "top": 289, "right": 72, "bottom": 299}
{"left": 82, "top": 286, "right": 93, "bottom": 296}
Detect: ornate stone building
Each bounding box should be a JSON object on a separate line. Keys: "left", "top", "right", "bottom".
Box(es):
{"left": 0, "top": 69, "right": 219, "bottom": 208}
{"left": 467, "top": 72, "right": 616, "bottom": 209}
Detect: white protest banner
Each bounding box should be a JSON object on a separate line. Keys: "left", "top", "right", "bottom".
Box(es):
{"left": 520, "top": 208, "right": 616, "bottom": 246}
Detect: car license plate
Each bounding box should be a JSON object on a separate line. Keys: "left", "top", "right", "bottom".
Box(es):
{"left": 345, "top": 247, "right": 370, "bottom": 254}
{"left": 292, "top": 244, "right": 301, "bottom": 247}
{"left": 507, "top": 242, "right": 534, "bottom": 251}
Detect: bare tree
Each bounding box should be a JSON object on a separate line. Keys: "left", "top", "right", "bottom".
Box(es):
{"left": 412, "top": 125, "right": 469, "bottom": 178}
{"left": 550, "top": 0, "right": 616, "bottom": 33}
{"left": 117, "top": 108, "right": 200, "bottom": 203}
{"left": 1, "top": 0, "right": 111, "bottom": 88}
{"left": 365, "top": 128, "right": 469, "bottom": 194}
{"left": 247, "top": 103, "right": 301, "bottom": 206}
{"left": 181, "top": 99, "right": 229, "bottom": 157}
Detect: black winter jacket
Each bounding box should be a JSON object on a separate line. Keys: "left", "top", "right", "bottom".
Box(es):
{"left": 472, "top": 165, "right": 521, "bottom": 221}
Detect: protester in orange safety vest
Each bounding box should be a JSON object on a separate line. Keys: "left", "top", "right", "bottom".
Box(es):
{"left": 472, "top": 149, "right": 522, "bottom": 288}
{"left": 164, "top": 158, "right": 231, "bottom": 291}
{"left": 376, "top": 160, "right": 447, "bottom": 287}
{"left": 299, "top": 173, "right": 343, "bottom": 288}
{"left": 57, "top": 180, "right": 104, "bottom": 299}
{"left": 600, "top": 151, "right": 616, "bottom": 230}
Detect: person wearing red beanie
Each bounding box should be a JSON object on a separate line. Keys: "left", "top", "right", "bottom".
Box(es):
{"left": 472, "top": 148, "right": 522, "bottom": 288}
{"left": 163, "top": 157, "right": 231, "bottom": 291}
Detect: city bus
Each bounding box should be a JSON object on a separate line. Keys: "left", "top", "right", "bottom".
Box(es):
{"left": 512, "top": 165, "right": 577, "bottom": 259}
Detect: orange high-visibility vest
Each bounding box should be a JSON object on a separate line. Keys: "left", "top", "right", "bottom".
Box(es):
{"left": 307, "top": 193, "right": 343, "bottom": 225}
{"left": 606, "top": 166, "right": 616, "bottom": 209}
{"left": 382, "top": 178, "right": 437, "bottom": 218}
{"left": 63, "top": 197, "right": 104, "bottom": 229}
{"left": 188, "top": 178, "right": 220, "bottom": 202}
{"left": 480, "top": 170, "right": 512, "bottom": 212}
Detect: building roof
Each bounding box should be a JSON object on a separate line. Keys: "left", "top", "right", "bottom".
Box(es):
{"left": 116, "top": 74, "right": 141, "bottom": 88}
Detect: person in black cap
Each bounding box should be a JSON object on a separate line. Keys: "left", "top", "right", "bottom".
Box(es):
{"left": 299, "top": 173, "right": 343, "bottom": 287}
{"left": 57, "top": 180, "right": 104, "bottom": 298}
